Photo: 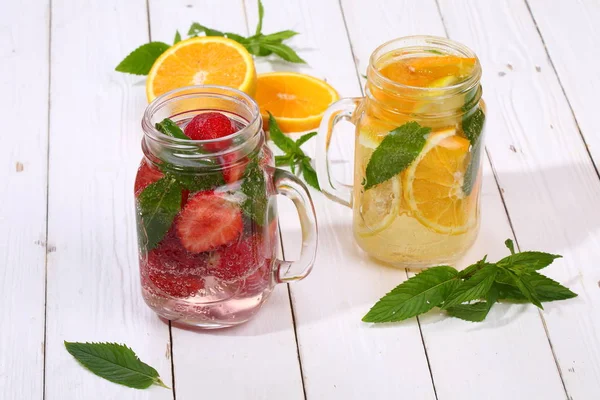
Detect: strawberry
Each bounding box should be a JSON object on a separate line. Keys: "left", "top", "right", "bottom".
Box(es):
{"left": 221, "top": 152, "right": 247, "bottom": 184}
{"left": 134, "top": 160, "right": 164, "bottom": 197}
{"left": 184, "top": 112, "right": 237, "bottom": 151}
{"left": 176, "top": 192, "right": 243, "bottom": 253}
{"left": 211, "top": 234, "right": 265, "bottom": 282}
{"left": 147, "top": 228, "right": 216, "bottom": 273}
{"left": 148, "top": 270, "right": 205, "bottom": 298}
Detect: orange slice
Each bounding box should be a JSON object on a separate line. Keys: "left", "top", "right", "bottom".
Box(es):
{"left": 379, "top": 56, "right": 476, "bottom": 87}
{"left": 146, "top": 37, "right": 257, "bottom": 102}
{"left": 403, "top": 128, "right": 476, "bottom": 234}
{"left": 255, "top": 72, "right": 339, "bottom": 133}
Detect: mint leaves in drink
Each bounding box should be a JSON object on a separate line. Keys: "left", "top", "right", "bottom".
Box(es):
{"left": 155, "top": 118, "right": 189, "bottom": 140}
{"left": 240, "top": 158, "right": 268, "bottom": 225}
{"left": 269, "top": 113, "right": 320, "bottom": 190}
{"left": 116, "top": 1, "right": 304, "bottom": 75}
{"left": 363, "top": 122, "right": 429, "bottom": 190}
{"left": 64, "top": 342, "right": 169, "bottom": 390}
{"left": 363, "top": 239, "right": 577, "bottom": 323}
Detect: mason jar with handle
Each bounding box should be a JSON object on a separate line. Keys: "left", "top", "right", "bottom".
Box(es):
{"left": 136, "top": 85, "right": 318, "bottom": 328}
{"left": 316, "top": 36, "right": 485, "bottom": 268}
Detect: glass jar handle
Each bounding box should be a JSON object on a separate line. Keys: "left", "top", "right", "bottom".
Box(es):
{"left": 273, "top": 168, "right": 318, "bottom": 283}
{"left": 315, "top": 98, "right": 361, "bottom": 207}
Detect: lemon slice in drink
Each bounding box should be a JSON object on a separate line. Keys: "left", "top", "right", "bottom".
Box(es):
{"left": 403, "top": 128, "right": 476, "bottom": 234}
{"left": 357, "top": 176, "right": 402, "bottom": 237}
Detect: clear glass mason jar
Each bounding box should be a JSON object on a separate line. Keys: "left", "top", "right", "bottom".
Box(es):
{"left": 135, "top": 86, "right": 318, "bottom": 328}
{"left": 317, "top": 36, "right": 485, "bottom": 268}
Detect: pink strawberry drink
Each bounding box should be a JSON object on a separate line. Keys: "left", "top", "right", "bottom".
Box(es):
{"left": 135, "top": 86, "right": 318, "bottom": 328}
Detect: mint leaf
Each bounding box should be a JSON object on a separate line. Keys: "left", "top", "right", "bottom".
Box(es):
{"left": 443, "top": 264, "right": 498, "bottom": 308}
{"left": 296, "top": 131, "right": 317, "bottom": 148}
{"left": 503, "top": 269, "right": 544, "bottom": 309}
{"left": 188, "top": 23, "right": 225, "bottom": 37}
{"left": 172, "top": 171, "right": 224, "bottom": 192}
{"left": 497, "top": 251, "right": 562, "bottom": 272}
{"left": 256, "top": 0, "right": 264, "bottom": 35}
{"left": 64, "top": 342, "right": 169, "bottom": 390}
{"left": 260, "top": 42, "right": 306, "bottom": 63}
{"left": 137, "top": 176, "right": 182, "bottom": 250}
{"left": 241, "top": 159, "right": 268, "bottom": 226}
{"left": 155, "top": 118, "right": 189, "bottom": 140}
{"left": 224, "top": 32, "right": 248, "bottom": 44}
{"left": 275, "top": 155, "right": 293, "bottom": 166}
{"left": 496, "top": 272, "right": 577, "bottom": 302}
{"left": 261, "top": 30, "right": 299, "bottom": 42}
{"left": 364, "top": 122, "right": 429, "bottom": 190}
{"left": 505, "top": 238, "right": 516, "bottom": 254}
{"left": 174, "top": 30, "right": 182, "bottom": 44}
{"left": 268, "top": 112, "right": 297, "bottom": 153}
{"left": 457, "top": 256, "right": 488, "bottom": 279}
{"left": 301, "top": 158, "right": 320, "bottom": 191}
{"left": 115, "top": 42, "right": 171, "bottom": 76}
{"left": 363, "top": 266, "right": 459, "bottom": 323}
{"left": 461, "top": 107, "right": 485, "bottom": 195}
{"left": 446, "top": 286, "right": 498, "bottom": 322}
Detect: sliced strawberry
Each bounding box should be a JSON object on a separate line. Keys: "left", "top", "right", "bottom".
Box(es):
{"left": 176, "top": 192, "right": 243, "bottom": 253}
{"left": 184, "top": 112, "right": 237, "bottom": 151}
{"left": 147, "top": 228, "right": 217, "bottom": 273}
{"left": 134, "top": 160, "right": 164, "bottom": 197}
{"left": 148, "top": 270, "right": 205, "bottom": 298}
{"left": 211, "top": 234, "right": 265, "bottom": 282}
{"left": 221, "top": 152, "right": 247, "bottom": 184}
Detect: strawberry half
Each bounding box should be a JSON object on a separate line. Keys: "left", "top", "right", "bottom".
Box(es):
{"left": 147, "top": 270, "right": 205, "bottom": 298}
{"left": 176, "top": 192, "right": 243, "bottom": 253}
{"left": 211, "top": 234, "right": 265, "bottom": 282}
{"left": 134, "top": 160, "right": 164, "bottom": 197}
{"left": 184, "top": 112, "right": 237, "bottom": 151}
{"left": 221, "top": 152, "right": 247, "bottom": 184}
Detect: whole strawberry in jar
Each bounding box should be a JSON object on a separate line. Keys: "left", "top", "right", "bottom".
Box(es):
{"left": 135, "top": 86, "right": 317, "bottom": 328}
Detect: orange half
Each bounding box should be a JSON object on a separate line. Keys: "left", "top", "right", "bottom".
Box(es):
{"left": 146, "top": 37, "right": 257, "bottom": 102}
{"left": 255, "top": 72, "right": 339, "bottom": 133}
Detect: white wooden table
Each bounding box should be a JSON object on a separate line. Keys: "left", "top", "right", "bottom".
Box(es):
{"left": 2, "top": 0, "right": 600, "bottom": 398}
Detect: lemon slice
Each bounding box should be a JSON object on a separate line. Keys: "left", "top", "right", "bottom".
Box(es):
{"left": 403, "top": 128, "right": 476, "bottom": 234}
{"left": 357, "top": 176, "right": 402, "bottom": 237}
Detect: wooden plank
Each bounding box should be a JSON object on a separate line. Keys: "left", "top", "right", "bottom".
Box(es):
{"left": 438, "top": 0, "right": 600, "bottom": 397}
{"left": 527, "top": 0, "right": 600, "bottom": 168}
{"left": 44, "top": 0, "right": 173, "bottom": 398}
{"left": 245, "top": 0, "right": 439, "bottom": 398}
{"left": 0, "top": 0, "right": 49, "bottom": 398}
{"left": 146, "top": 1, "right": 304, "bottom": 399}
{"left": 339, "top": 0, "right": 567, "bottom": 398}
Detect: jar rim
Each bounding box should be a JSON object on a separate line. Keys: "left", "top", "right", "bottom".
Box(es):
{"left": 141, "top": 85, "right": 262, "bottom": 156}
{"left": 368, "top": 35, "right": 482, "bottom": 96}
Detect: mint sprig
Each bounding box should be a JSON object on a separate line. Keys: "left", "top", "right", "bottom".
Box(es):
{"left": 268, "top": 113, "right": 320, "bottom": 190}
{"left": 115, "top": 42, "right": 171, "bottom": 76}
{"left": 461, "top": 106, "right": 486, "bottom": 195}
{"left": 363, "top": 239, "right": 577, "bottom": 323}
{"left": 240, "top": 158, "right": 268, "bottom": 225}
{"left": 64, "top": 342, "right": 169, "bottom": 390}
{"left": 363, "top": 121, "right": 429, "bottom": 190}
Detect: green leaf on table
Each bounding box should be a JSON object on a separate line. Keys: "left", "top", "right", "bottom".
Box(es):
{"left": 296, "top": 131, "right": 317, "bottom": 148}
{"left": 446, "top": 286, "right": 499, "bottom": 322}
{"left": 174, "top": 30, "right": 182, "bottom": 44}
{"left": 461, "top": 107, "right": 485, "bottom": 195}
{"left": 363, "top": 122, "right": 429, "bottom": 190}
{"left": 255, "top": 0, "right": 265, "bottom": 35}
{"left": 502, "top": 269, "right": 544, "bottom": 309}
{"left": 497, "top": 251, "right": 562, "bottom": 272}
{"left": 362, "top": 266, "right": 459, "bottom": 323}
{"left": 496, "top": 271, "right": 577, "bottom": 302}
{"left": 268, "top": 112, "right": 297, "bottom": 154}
{"left": 115, "top": 42, "right": 171, "bottom": 76}
{"left": 443, "top": 264, "right": 498, "bottom": 308}
{"left": 64, "top": 342, "right": 169, "bottom": 390}
{"left": 155, "top": 118, "right": 189, "bottom": 140}
{"left": 457, "top": 256, "right": 488, "bottom": 279}
{"left": 259, "top": 42, "right": 306, "bottom": 63}
{"left": 188, "top": 23, "right": 225, "bottom": 37}
{"left": 137, "top": 176, "right": 182, "bottom": 250}
{"left": 261, "top": 30, "right": 299, "bottom": 42}
{"left": 275, "top": 154, "right": 293, "bottom": 166}
{"left": 301, "top": 157, "right": 320, "bottom": 190}
{"left": 241, "top": 159, "right": 268, "bottom": 226}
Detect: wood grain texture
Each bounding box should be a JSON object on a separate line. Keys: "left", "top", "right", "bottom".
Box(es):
{"left": 340, "top": 0, "right": 567, "bottom": 399}
{"left": 0, "top": 0, "right": 49, "bottom": 398}
{"left": 246, "top": 0, "right": 439, "bottom": 398}
{"left": 146, "top": 1, "right": 304, "bottom": 399}
{"left": 44, "top": 0, "right": 173, "bottom": 399}
{"left": 438, "top": 0, "right": 600, "bottom": 397}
